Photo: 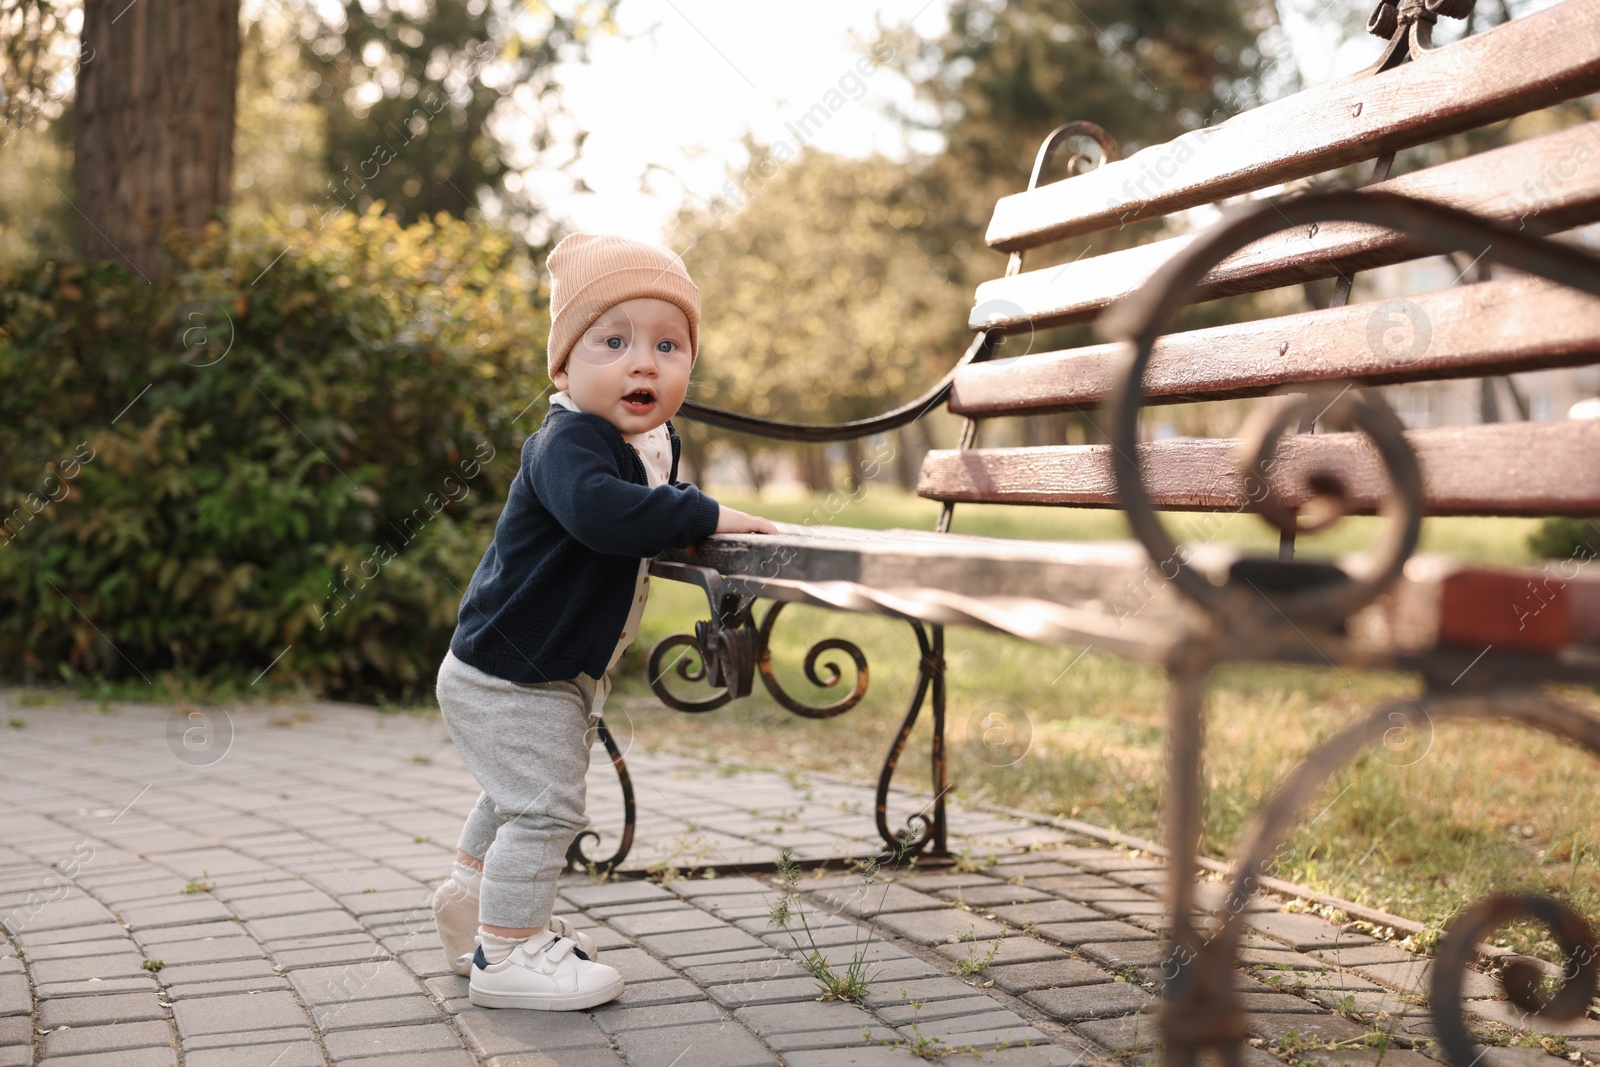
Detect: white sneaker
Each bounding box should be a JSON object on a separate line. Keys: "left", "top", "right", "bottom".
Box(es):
{"left": 468, "top": 932, "right": 624, "bottom": 1011}
{"left": 449, "top": 915, "right": 598, "bottom": 977}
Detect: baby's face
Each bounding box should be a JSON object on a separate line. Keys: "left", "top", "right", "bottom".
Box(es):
{"left": 552, "top": 297, "right": 693, "bottom": 436}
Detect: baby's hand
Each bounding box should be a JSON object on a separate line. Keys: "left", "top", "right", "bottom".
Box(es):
{"left": 714, "top": 505, "right": 778, "bottom": 535}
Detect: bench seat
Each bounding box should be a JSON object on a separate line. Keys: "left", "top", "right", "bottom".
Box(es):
{"left": 659, "top": 524, "right": 1600, "bottom": 666}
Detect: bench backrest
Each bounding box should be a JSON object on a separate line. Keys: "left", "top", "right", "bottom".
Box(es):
{"left": 920, "top": 0, "right": 1600, "bottom": 525}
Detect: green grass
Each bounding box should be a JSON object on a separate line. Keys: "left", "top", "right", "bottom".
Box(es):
{"left": 609, "top": 488, "right": 1599, "bottom": 958}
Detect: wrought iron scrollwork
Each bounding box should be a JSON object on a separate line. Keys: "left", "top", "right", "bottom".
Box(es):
{"left": 1431, "top": 893, "right": 1600, "bottom": 1062}
{"left": 646, "top": 564, "right": 946, "bottom": 860}
{"left": 1366, "top": 0, "right": 1474, "bottom": 68}
{"left": 647, "top": 563, "right": 758, "bottom": 711}
{"left": 753, "top": 601, "right": 869, "bottom": 719}
{"left": 874, "top": 621, "right": 949, "bottom": 861}
{"left": 1097, "top": 191, "right": 1600, "bottom": 1067}
{"left": 564, "top": 718, "right": 635, "bottom": 875}
{"left": 1162, "top": 690, "right": 1600, "bottom": 1067}
{"left": 1100, "top": 189, "right": 1600, "bottom": 634}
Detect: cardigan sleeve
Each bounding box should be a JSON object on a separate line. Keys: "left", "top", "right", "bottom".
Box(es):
{"left": 530, "top": 416, "right": 720, "bottom": 556}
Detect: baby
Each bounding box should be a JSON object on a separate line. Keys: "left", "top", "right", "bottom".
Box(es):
{"left": 429, "top": 233, "right": 776, "bottom": 1010}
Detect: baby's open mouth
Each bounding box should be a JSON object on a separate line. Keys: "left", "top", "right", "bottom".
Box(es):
{"left": 622, "top": 388, "right": 656, "bottom": 411}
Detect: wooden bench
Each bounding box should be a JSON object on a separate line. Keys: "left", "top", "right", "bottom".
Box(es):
{"left": 574, "top": 2, "right": 1600, "bottom": 1060}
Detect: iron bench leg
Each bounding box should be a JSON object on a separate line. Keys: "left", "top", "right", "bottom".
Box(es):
{"left": 564, "top": 717, "right": 636, "bottom": 876}
{"left": 875, "top": 620, "right": 950, "bottom": 862}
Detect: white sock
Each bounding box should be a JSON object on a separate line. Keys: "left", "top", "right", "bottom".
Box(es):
{"left": 477, "top": 926, "right": 552, "bottom": 964}
{"left": 450, "top": 861, "right": 483, "bottom": 897}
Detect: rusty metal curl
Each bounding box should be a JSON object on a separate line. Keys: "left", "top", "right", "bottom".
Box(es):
{"left": 1364, "top": 0, "right": 1474, "bottom": 68}
{"left": 1431, "top": 893, "right": 1600, "bottom": 1063}
{"left": 1101, "top": 190, "right": 1600, "bottom": 630}
{"left": 1162, "top": 689, "right": 1600, "bottom": 1067}
{"left": 874, "top": 620, "right": 948, "bottom": 862}
{"left": 754, "top": 601, "right": 870, "bottom": 719}
{"left": 1227, "top": 383, "right": 1425, "bottom": 623}
{"left": 647, "top": 633, "right": 734, "bottom": 713}
{"left": 564, "top": 719, "right": 636, "bottom": 875}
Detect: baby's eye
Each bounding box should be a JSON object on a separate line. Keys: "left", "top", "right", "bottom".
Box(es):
{"left": 656, "top": 339, "right": 677, "bottom": 353}
{"left": 605, "top": 336, "right": 625, "bottom": 350}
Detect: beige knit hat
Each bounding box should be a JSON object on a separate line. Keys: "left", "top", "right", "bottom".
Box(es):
{"left": 545, "top": 233, "right": 701, "bottom": 379}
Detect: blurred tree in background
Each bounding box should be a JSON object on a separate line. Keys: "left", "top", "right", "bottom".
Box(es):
{"left": 671, "top": 145, "right": 959, "bottom": 491}
{"left": 671, "top": 0, "right": 1280, "bottom": 484}
{"left": 301, "top": 0, "right": 619, "bottom": 236}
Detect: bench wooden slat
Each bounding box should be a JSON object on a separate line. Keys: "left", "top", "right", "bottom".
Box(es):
{"left": 983, "top": 0, "right": 1600, "bottom": 251}
{"left": 949, "top": 275, "right": 1600, "bottom": 417}
{"left": 971, "top": 120, "right": 1600, "bottom": 332}
{"left": 917, "top": 419, "right": 1600, "bottom": 516}
{"left": 667, "top": 530, "right": 1600, "bottom": 656}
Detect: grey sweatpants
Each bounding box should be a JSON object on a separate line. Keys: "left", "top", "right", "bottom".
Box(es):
{"left": 435, "top": 649, "right": 609, "bottom": 929}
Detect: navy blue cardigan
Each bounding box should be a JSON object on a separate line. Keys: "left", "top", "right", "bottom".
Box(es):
{"left": 449, "top": 404, "right": 720, "bottom": 684}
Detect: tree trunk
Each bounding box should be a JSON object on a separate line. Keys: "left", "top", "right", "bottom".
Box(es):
{"left": 798, "top": 445, "right": 832, "bottom": 492}
{"left": 75, "top": 0, "right": 239, "bottom": 281}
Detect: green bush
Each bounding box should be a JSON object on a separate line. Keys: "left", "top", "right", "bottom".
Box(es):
{"left": 0, "top": 204, "right": 549, "bottom": 703}
{"left": 1528, "top": 517, "right": 1600, "bottom": 561}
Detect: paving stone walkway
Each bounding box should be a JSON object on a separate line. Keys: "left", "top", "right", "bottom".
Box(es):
{"left": 2, "top": 689, "right": 1596, "bottom": 1067}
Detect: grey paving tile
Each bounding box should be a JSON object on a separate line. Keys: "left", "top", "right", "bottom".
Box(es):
{"left": 592, "top": 997, "right": 726, "bottom": 1033}
{"left": 158, "top": 975, "right": 292, "bottom": 999}
{"left": 1021, "top": 981, "right": 1150, "bottom": 1022}
{"left": 1032, "top": 921, "right": 1155, "bottom": 947}
{"left": 230, "top": 891, "right": 346, "bottom": 921}
{"left": 484, "top": 1049, "right": 628, "bottom": 1067}
{"left": 873, "top": 909, "right": 1005, "bottom": 946}
{"left": 635, "top": 926, "right": 767, "bottom": 957}
{"left": 783, "top": 1046, "right": 926, "bottom": 1065}
{"left": 934, "top": 937, "right": 1063, "bottom": 968}
{"left": 457, "top": 1007, "right": 612, "bottom": 1054}
{"left": 182, "top": 1025, "right": 316, "bottom": 1050}
{"left": 989, "top": 900, "right": 1104, "bottom": 926}
{"left": 1247, "top": 1012, "right": 1371, "bottom": 1045}
{"left": 708, "top": 971, "right": 834, "bottom": 1008}
{"left": 39, "top": 1019, "right": 174, "bottom": 1058}
{"left": 735, "top": 999, "right": 876, "bottom": 1034}
{"left": 327, "top": 1052, "right": 479, "bottom": 1067}
{"left": 679, "top": 957, "right": 806, "bottom": 987}
{"left": 118, "top": 898, "right": 237, "bottom": 929}
{"left": 35, "top": 976, "right": 158, "bottom": 998}
{"left": 322, "top": 1021, "right": 464, "bottom": 1059}
{"left": 606, "top": 909, "right": 727, "bottom": 937}
{"left": 136, "top": 935, "right": 262, "bottom": 966}
{"left": 898, "top": 1014, "right": 1043, "bottom": 1049}
{"left": 29, "top": 953, "right": 149, "bottom": 985}
{"left": 171, "top": 990, "right": 308, "bottom": 1038}
{"left": 8, "top": 938, "right": 128, "bottom": 962}
{"left": 133, "top": 920, "right": 246, "bottom": 946}
{"left": 931, "top": 1042, "right": 1097, "bottom": 1065}
{"left": 37, "top": 990, "right": 168, "bottom": 1028}
{"left": 1246, "top": 911, "right": 1375, "bottom": 952}
{"left": 243, "top": 910, "right": 365, "bottom": 942}
{"left": 288, "top": 959, "right": 426, "bottom": 1004}
{"left": 984, "top": 956, "right": 1112, "bottom": 992}
{"left": 936, "top": 883, "right": 1053, "bottom": 908}
{"left": 1079, "top": 940, "right": 1165, "bottom": 969}
{"left": 612, "top": 1021, "right": 779, "bottom": 1067}
{"left": 560, "top": 882, "right": 676, "bottom": 909}
{"left": 1076, "top": 1011, "right": 1160, "bottom": 1052}
{"left": 765, "top": 1027, "right": 899, "bottom": 1052}
{"left": 34, "top": 1048, "right": 178, "bottom": 1067}
{"left": 184, "top": 1042, "right": 324, "bottom": 1067}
